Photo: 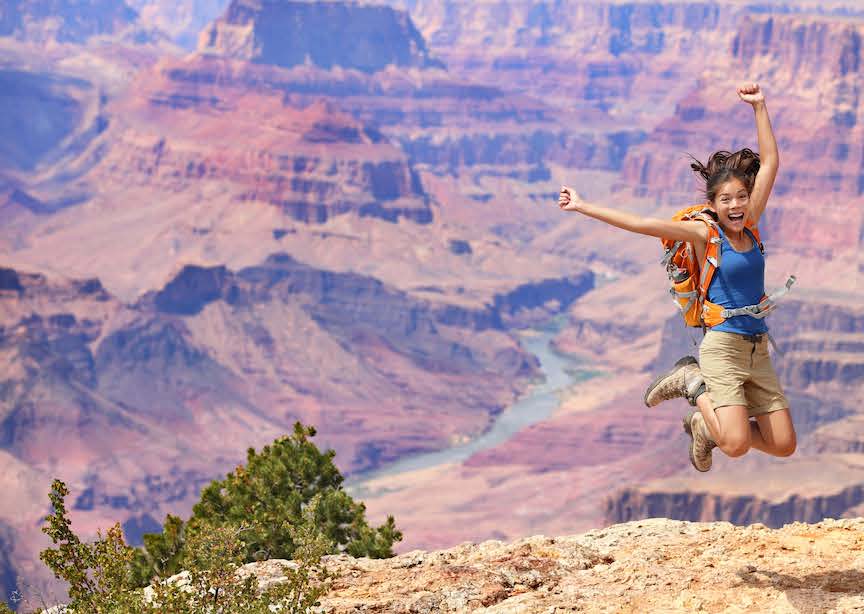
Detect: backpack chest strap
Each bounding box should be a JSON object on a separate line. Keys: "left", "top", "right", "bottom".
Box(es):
{"left": 718, "top": 275, "right": 797, "bottom": 320}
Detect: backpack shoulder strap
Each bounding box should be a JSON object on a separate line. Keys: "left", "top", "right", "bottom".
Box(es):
{"left": 744, "top": 223, "right": 764, "bottom": 253}
{"left": 693, "top": 213, "right": 722, "bottom": 299}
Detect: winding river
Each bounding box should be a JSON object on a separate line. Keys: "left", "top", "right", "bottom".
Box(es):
{"left": 345, "top": 326, "right": 600, "bottom": 496}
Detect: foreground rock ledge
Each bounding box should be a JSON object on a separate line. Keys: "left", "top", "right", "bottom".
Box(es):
{"left": 270, "top": 517, "right": 864, "bottom": 613}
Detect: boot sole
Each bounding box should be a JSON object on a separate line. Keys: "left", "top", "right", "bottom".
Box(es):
{"left": 643, "top": 356, "right": 698, "bottom": 407}
{"left": 682, "top": 411, "right": 711, "bottom": 473}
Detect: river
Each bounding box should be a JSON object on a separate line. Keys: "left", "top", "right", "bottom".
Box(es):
{"left": 344, "top": 325, "right": 601, "bottom": 497}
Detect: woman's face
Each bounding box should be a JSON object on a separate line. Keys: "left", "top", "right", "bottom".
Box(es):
{"left": 711, "top": 177, "right": 750, "bottom": 234}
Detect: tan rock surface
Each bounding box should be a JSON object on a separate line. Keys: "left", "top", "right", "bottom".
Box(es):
{"left": 275, "top": 517, "right": 864, "bottom": 612}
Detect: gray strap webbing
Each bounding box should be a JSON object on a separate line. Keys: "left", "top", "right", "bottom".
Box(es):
{"left": 661, "top": 241, "right": 682, "bottom": 267}
{"left": 671, "top": 288, "right": 697, "bottom": 316}
{"left": 768, "top": 333, "right": 783, "bottom": 357}
{"left": 720, "top": 276, "right": 797, "bottom": 320}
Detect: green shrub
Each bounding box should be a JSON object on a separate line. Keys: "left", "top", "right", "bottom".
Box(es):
{"left": 21, "top": 420, "right": 403, "bottom": 612}
{"left": 131, "top": 422, "right": 402, "bottom": 584}
{"left": 34, "top": 480, "right": 335, "bottom": 613}
{"left": 8, "top": 422, "right": 395, "bottom": 611}
{"left": 40, "top": 480, "right": 143, "bottom": 612}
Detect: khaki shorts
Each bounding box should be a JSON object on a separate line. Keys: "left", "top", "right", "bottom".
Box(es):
{"left": 699, "top": 330, "right": 789, "bottom": 417}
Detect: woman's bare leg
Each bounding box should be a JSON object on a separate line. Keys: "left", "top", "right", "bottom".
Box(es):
{"left": 695, "top": 394, "right": 752, "bottom": 457}
{"left": 751, "top": 409, "right": 797, "bottom": 456}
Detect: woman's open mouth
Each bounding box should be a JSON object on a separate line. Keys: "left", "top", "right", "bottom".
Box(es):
{"left": 728, "top": 212, "right": 745, "bottom": 222}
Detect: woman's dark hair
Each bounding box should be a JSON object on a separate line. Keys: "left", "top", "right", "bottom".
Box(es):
{"left": 689, "top": 148, "right": 761, "bottom": 203}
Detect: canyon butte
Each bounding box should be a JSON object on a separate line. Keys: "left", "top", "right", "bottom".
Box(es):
{"left": 1, "top": 0, "right": 864, "bottom": 608}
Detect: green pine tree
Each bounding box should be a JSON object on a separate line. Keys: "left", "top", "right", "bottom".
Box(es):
{"left": 131, "top": 422, "right": 402, "bottom": 584}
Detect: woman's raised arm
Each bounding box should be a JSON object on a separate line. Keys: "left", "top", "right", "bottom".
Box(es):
{"left": 558, "top": 186, "right": 708, "bottom": 243}
{"left": 738, "top": 83, "right": 779, "bottom": 225}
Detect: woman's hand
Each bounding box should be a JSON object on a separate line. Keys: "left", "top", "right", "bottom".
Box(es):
{"left": 558, "top": 186, "right": 587, "bottom": 212}
{"left": 737, "top": 82, "right": 765, "bottom": 105}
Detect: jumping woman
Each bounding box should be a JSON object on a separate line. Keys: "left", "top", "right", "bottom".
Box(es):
{"left": 558, "top": 83, "right": 796, "bottom": 472}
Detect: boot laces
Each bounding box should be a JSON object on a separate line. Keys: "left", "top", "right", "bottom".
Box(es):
{"left": 693, "top": 415, "right": 716, "bottom": 456}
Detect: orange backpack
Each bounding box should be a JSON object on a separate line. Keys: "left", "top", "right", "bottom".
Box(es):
{"left": 662, "top": 205, "right": 774, "bottom": 329}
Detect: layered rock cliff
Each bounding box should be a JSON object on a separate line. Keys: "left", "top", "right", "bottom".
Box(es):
{"left": 383, "top": 0, "right": 746, "bottom": 125}
{"left": 199, "top": 0, "right": 443, "bottom": 73}
{"left": 605, "top": 455, "right": 864, "bottom": 531}
{"left": 619, "top": 11, "right": 864, "bottom": 206}
{"left": 97, "top": 57, "right": 433, "bottom": 225}
{"left": 810, "top": 415, "right": 864, "bottom": 454}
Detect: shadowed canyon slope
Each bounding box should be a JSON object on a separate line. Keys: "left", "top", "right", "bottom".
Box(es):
{"left": 2, "top": 0, "right": 864, "bottom": 606}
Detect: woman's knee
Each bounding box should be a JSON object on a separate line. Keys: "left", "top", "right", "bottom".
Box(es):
{"left": 714, "top": 405, "right": 751, "bottom": 457}
{"left": 722, "top": 440, "right": 750, "bottom": 457}
{"left": 719, "top": 432, "right": 751, "bottom": 457}
{"left": 773, "top": 433, "right": 797, "bottom": 457}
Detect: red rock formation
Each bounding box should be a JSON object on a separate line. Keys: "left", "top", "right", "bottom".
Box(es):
{"left": 391, "top": 0, "right": 745, "bottom": 122}
{"left": 620, "top": 12, "right": 864, "bottom": 207}
{"left": 199, "top": 0, "right": 443, "bottom": 73}
{"left": 604, "top": 456, "right": 864, "bottom": 528}
{"left": 731, "top": 14, "right": 864, "bottom": 82}
{"left": 99, "top": 55, "right": 432, "bottom": 224}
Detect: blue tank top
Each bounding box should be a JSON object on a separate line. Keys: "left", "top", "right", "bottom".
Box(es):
{"left": 707, "top": 226, "right": 769, "bottom": 335}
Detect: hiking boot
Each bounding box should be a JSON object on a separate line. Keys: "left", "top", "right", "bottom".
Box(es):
{"left": 643, "top": 356, "right": 705, "bottom": 407}
{"left": 683, "top": 410, "right": 717, "bottom": 472}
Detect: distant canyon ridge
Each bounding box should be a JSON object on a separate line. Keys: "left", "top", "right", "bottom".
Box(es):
{"left": 1, "top": 0, "right": 864, "bottom": 607}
